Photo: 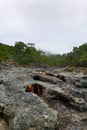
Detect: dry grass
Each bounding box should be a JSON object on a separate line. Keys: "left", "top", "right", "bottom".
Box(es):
{"left": 63, "top": 67, "right": 87, "bottom": 74}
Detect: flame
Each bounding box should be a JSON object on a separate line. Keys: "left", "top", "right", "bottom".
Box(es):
{"left": 37, "top": 84, "right": 41, "bottom": 95}
{"left": 58, "top": 75, "right": 63, "bottom": 79}
{"left": 26, "top": 84, "right": 43, "bottom": 96}
{"left": 57, "top": 75, "right": 66, "bottom": 82}
{"left": 28, "top": 85, "right": 34, "bottom": 93}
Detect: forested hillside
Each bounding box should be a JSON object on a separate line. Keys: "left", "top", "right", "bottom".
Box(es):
{"left": 0, "top": 42, "right": 87, "bottom": 67}
{"left": 52, "top": 43, "right": 87, "bottom": 67}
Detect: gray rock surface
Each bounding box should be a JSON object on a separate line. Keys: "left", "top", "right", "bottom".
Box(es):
{"left": 0, "top": 65, "right": 58, "bottom": 130}
{"left": 0, "top": 64, "right": 87, "bottom": 130}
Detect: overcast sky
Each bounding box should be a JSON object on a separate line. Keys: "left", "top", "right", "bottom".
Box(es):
{"left": 0, "top": 0, "right": 87, "bottom": 54}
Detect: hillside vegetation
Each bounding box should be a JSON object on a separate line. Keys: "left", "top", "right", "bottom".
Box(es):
{"left": 0, "top": 42, "right": 87, "bottom": 67}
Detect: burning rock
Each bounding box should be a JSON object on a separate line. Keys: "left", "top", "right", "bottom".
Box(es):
{"left": 56, "top": 75, "right": 66, "bottom": 82}
{"left": 25, "top": 83, "right": 45, "bottom": 96}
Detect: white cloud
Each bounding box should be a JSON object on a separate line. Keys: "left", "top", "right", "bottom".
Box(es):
{"left": 0, "top": 0, "right": 87, "bottom": 53}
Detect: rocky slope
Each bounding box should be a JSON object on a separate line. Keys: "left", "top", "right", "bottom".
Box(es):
{"left": 0, "top": 63, "right": 87, "bottom": 130}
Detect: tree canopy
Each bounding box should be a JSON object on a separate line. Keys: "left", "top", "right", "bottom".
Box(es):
{"left": 0, "top": 42, "right": 87, "bottom": 67}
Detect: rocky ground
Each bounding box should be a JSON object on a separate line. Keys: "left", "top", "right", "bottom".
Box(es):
{"left": 0, "top": 63, "right": 87, "bottom": 130}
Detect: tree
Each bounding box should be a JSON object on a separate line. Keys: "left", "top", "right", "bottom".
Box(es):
{"left": 0, "top": 43, "right": 14, "bottom": 61}
{"left": 13, "top": 41, "right": 27, "bottom": 63}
